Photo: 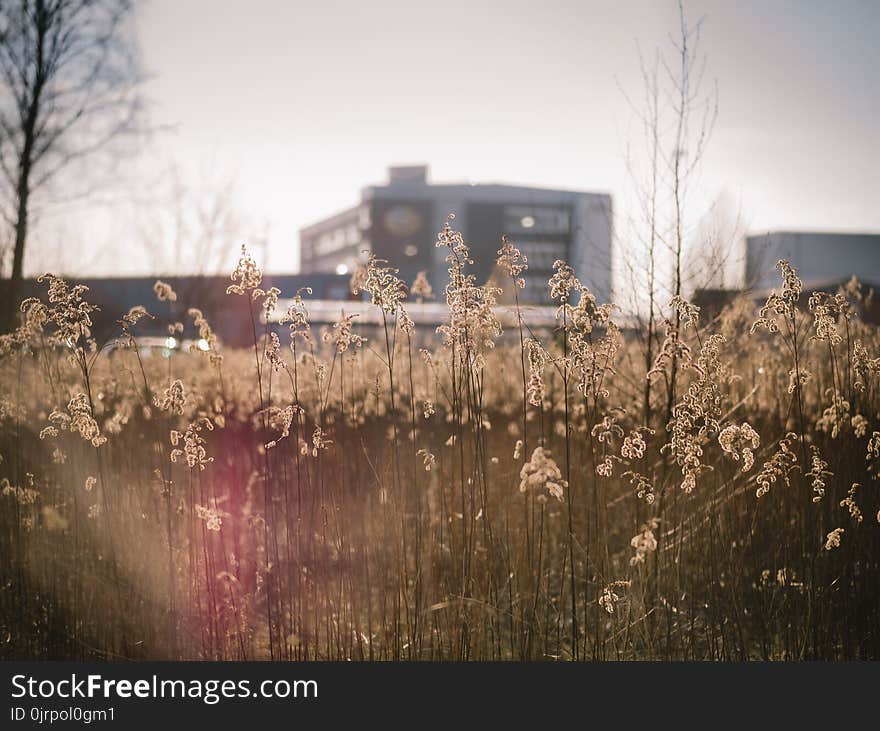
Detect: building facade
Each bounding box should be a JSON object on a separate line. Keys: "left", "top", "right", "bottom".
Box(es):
{"left": 299, "top": 165, "right": 613, "bottom": 304}
{"left": 746, "top": 231, "right": 880, "bottom": 291}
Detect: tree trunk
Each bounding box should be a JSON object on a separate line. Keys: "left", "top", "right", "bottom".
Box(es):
{"left": 5, "top": 185, "right": 29, "bottom": 332}
{"left": 3, "top": 1, "right": 44, "bottom": 333}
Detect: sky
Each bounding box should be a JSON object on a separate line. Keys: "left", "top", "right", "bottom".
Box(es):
{"left": 31, "top": 0, "right": 880, "bottom": 279}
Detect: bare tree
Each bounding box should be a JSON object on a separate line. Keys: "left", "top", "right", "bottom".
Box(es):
{"left": 684, "top": 189, "right": 745, "bottom": 292}
{"left": 618, "top": 0, "right": 719, "bottom": 427}
{"left": 619, "top": 43, "right": 663, "bottom": 426}
{"left": 0, "top": 0, "right": 142, "bottom": 328}
{"left": 131, "top": 163, "right": 249, "bottom": 278}
{"left": 662, "top": 1, "right": 718, "bottom": 419}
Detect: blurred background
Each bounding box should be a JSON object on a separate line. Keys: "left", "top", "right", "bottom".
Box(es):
{"left": 1, "top": 0, "right": 878, "bottom": 331}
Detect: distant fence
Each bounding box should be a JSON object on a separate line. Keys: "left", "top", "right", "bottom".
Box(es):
{"left": 265, "top": 299, "right": 639, "bottom": 332}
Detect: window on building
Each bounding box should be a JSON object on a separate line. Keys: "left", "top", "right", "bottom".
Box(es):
{"left": 519, "top": 241, "right": 567, "bottom": 271}
{"left": 503, "top": 206, "right": 570, "bottom": 235}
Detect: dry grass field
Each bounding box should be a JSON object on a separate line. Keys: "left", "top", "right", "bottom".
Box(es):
{"left": 1, "top": 223, "right": 878, "bottom": 660}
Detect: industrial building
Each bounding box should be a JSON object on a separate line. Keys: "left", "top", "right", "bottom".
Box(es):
{"left": 299, "top": 165, "right": 613, "bottom": 305}
{"left": 746, "top": 231, "right": 880, "bottom": 291}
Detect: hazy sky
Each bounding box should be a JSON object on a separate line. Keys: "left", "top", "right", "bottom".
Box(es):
{"left": 36, "top": 0, "right": 880, "bottom": 277}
